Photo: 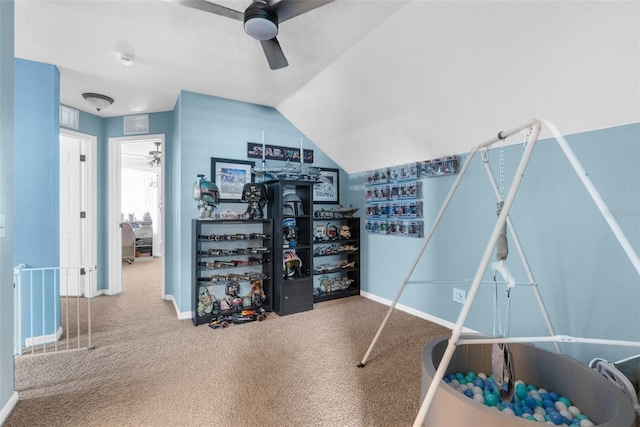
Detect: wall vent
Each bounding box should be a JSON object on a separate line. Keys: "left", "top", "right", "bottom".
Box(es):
{"left": 124, "top": 114, "right": 149, "bottom": 135}
{"left": 60, "top": 105, "right": 79, "bottom": 130}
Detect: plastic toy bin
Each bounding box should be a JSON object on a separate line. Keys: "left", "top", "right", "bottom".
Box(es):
{"left": 420, "top": 335, "right": 636, "bottom": 426}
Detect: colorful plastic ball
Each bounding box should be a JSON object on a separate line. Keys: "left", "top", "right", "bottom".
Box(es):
{"left": 473, "top": 377, "right": 485, "bottom": 388}
{"left": 549, "top": 391, "right": 560, "bottom": 402}
{"left": 526, "top": 383, "right": 538, "bottom": 391}
{"left": 555, "top": 401, "right": 568, "bottom": 412}
{"left": 560, "top": 409, "right": 574, "bottom": 421}
{"left": 521, "top": 405, "right": 533, "bottom": 415}
{"left": 558, "top": 396, "right": 572, "bottom": 407}
{"left": 515, "top": 383, "right": 528, "bottom": 400}
{"left": 549, "top": 411, "right": 564, "bottom": 425}
{"left": 568, "top": 406, "right": 581, "bottom": 417}
{"left": 532, "top": 413, "right": 545, "bottom": 422}
{"left": 502, "top": 407, "right": 515, "bottom": 417}
{"left": 580, "top": 419, "right": 595, "bottom": 427}
{"left": 524, "top": 396, "right": 538, "bottom": 409}
{"left": 484, "top": 393, "right": 498, "bottom": 407}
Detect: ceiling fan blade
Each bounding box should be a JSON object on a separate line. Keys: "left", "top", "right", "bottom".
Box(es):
{"left": 271, "top": 0, "right": 333, "bottom": 23}
{"left": 164, "top": 0, "right": 243, "bottom": 21}
{"left": 260, "top": 38, "right": 288, "bottom": 70}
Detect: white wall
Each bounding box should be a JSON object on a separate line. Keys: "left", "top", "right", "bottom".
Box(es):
{"left": 278, "top": 1, "right": 640, "bottom": 173}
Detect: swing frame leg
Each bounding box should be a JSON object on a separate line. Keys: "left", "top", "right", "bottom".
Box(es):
{"left": 358, "top": 139, "right": 478, "bottom": 367}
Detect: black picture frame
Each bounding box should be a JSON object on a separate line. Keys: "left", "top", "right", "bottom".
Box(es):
{"left": 210, "top": 158, "right": 255, "bottom": 202}
{"left": 314, "top": 168, "right": 340, "bottom": 204}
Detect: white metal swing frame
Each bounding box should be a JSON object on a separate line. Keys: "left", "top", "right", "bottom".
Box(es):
{"left": 355, "top": 119, "right": 640, "bottom": 427}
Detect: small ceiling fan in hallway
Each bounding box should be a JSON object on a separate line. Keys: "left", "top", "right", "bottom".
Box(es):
{"left": 147, "top": 141, "right": 162, "bottom": 167}
{"left": 165, "top": 0, "right": 333, "bottom": 70}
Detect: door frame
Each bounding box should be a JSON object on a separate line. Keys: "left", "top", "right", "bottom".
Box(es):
{"left": 60, "top": 128, "right": 97, "bottom": 297}
{"left": 108, "top": 134, "right": 165, "bottom": 297}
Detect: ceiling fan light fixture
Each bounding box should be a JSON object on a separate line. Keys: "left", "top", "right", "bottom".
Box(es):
{"left": 82, "top": 92, "right": 114, "bottom": 112}
{"left": 244, "top": 1, "right": 278, "bottom": 40}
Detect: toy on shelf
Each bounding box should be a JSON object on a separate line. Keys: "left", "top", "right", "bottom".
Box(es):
{"left": 193, "top": 174, "right": 220, "bottom": 218}
{"left": 241, "top": 183, "right": 268, "bottom": 220}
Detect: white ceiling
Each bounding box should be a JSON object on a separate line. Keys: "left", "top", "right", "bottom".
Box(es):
{"left": 15, "top": 1, "right": 640, "bottom": 173}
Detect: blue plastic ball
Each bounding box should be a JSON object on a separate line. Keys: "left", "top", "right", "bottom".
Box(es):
{"left": 463, "top": 389, "right": 474, "bottom": 399}
{"left": 549, "top": 391, "right": 560, "bottom": 402}
{"left": 525, "top": 396, "right": 538, "bottom": 409}
{"left": 474, "top": 377, "right": 485, "bottom": 388}
{"left": 549, "top": 411, "right": 564, "bottom": 425}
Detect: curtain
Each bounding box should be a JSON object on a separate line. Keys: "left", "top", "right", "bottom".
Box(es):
{"left": 121, "top": 167, "right": 159, "bottom": 223}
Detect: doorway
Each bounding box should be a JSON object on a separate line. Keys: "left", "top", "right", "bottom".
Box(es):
{"left": 108, "top": 134, "right": 165, "bottom": 297}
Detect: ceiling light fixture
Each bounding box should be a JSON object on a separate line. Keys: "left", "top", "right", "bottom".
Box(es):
{"left": 82, "top": 92, "right": 114, "bottom": 112}
{"left": 244, "top": 1, "right": 278, "bottom": 40}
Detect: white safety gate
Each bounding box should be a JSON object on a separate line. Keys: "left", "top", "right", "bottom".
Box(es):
{"left": 13, "top": 264, "right": 96, "bottom": 356}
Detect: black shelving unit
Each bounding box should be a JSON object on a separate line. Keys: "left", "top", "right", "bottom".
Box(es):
{"left": 265, "top": 180, "right": 314, "bottom": 315}
{"left": 192, "top": 218, "right": 273, "bottom": 326}
{"left": 312, "top": 217, "right": 361, "bottom": 302}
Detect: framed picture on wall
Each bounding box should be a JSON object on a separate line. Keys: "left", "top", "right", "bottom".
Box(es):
{"left": 314, "top": 168, "right": 340, "bottom": 204}
{"left": 210, "top": 158, "right": 255, "bottom": 202}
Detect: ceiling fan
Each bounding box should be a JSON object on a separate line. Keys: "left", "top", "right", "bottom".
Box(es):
{"left": 166, "top": 0, "right": 332, "bottom": 70}
{"left": 147, "top": 141, "right": 162, "bottom": 167}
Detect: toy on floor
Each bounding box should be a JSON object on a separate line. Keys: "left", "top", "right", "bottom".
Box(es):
{"left": 248, "top": 280, "right": 266, "bottom": 307}
{"left": 197, "top": 286, "right": 215, "bottom": 317}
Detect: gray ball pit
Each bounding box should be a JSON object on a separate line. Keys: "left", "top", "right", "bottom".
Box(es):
{"left": 420, "top": 335, "right": 636, "bottom": 426}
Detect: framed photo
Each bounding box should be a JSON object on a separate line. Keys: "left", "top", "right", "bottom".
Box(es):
{"left": 210, "top": 158, "right": 255, "bottom": 202}
{"left": 314, "top": 168, "right": 340, "bottom": 204}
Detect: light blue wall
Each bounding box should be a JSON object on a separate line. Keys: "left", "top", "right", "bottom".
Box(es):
{"left": 14, "top": 59, "right": 60, "bottom": 268}
{"left": 0, "top": 0, "right": 15, "bottom": 420}
{"left": 14, "top": 58, "right": 61, "bottom": 345}
{"left": 351, "top": 123, "right": 640, "bottom": 364}
{"left": 169, "top": 91, "right": 341, "bottom": 314}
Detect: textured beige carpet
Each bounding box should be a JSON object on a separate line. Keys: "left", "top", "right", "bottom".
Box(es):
{"left": 6, "top": 258, "right": 450, "bottom": 427}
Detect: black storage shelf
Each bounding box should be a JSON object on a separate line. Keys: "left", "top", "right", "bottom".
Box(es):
{"left": 265, "top": 180, "right": 315, "bottom": 316}
{"left": 192, "top": 218, "right": 273, "bottom": 326}
{"left": 312, "top": 217, "right": 361, "bottom": 303}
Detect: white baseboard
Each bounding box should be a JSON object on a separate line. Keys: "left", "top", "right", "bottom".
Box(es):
{"left": 0, "top": 391, "right": 19, "bottom": 425}
{"left": 165, "top": 294, "right": 192, "bottom": 320}
{"left": 25, "top": 326, "right": 63, "bottom": 348}
{"left": 360, "top": 290, "right": 477, "bottom": 333}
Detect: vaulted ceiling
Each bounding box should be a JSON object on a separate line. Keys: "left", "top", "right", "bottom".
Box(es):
{"left": 15, "top": 1, "right": 639, "bottom": 173}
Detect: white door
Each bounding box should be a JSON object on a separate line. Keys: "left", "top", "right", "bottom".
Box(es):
{"left": 60, "top": 135, "right": 82, "bottom": 296}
